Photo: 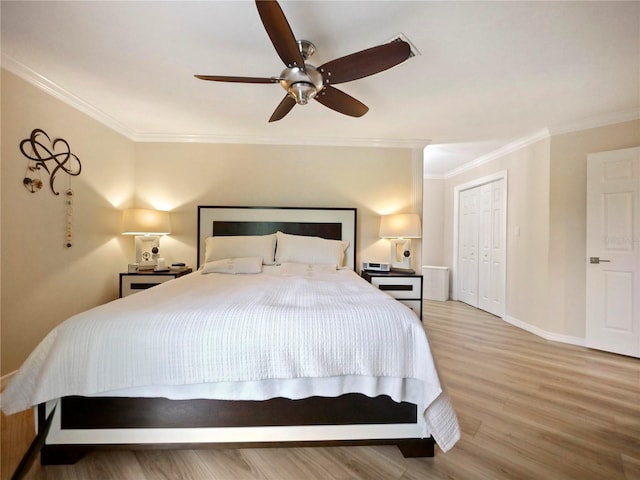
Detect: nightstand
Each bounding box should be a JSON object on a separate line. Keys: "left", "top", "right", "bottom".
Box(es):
{"left": 361, "top": 270, "right": 423, "bottom": 318}
{"left": 119, "top": 268, "right": 192, "bottom": 298}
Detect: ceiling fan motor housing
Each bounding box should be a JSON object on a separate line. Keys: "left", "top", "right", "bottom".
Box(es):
{"left": 279, "top": 65, "right": 324, "bottom": 104}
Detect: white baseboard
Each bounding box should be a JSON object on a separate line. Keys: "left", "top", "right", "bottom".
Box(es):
{"left": 504, "top": 316, "right": 586, "bottom": 348}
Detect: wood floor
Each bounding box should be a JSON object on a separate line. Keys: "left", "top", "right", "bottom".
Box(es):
{"left": 4, "top": 300, "right": 639, "bottom": 479}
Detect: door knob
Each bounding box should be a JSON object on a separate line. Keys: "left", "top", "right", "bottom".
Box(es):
{"left": 589, "top": 257, "right": 611, "bottom": 264}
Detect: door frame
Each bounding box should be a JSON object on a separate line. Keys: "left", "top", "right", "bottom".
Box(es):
{"left": 452, "top": 170, "right": 508, "bottom": 317}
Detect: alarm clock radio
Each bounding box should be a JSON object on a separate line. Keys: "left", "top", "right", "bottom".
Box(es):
{"left": 361, "top": 261, "right": 390, "bottom": 272}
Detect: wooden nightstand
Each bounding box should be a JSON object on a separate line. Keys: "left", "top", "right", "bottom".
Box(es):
{"left": 361, "top": 270, "right": 423, "bottom": 318}
{"left": 119, "top": 268, "right": 192, "bottom": 298}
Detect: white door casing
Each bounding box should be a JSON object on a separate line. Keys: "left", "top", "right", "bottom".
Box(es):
{"left": 586, "top": 146, "right": 640, "bottom": 358}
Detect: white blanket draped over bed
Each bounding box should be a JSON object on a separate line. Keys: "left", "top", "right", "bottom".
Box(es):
{"left": 1, "top": 268, "right": 459, "bottom": 451}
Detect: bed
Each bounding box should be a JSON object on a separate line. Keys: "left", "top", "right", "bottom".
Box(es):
{"left": 2, "top": 206, "right": 459, "bottom": 465}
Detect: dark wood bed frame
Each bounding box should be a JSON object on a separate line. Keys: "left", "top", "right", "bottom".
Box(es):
{"left": 38, "top": 206, "right": 435, "bottom": 465}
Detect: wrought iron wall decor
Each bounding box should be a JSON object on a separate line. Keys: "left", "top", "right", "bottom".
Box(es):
{"left": 20, "top": 128, "right": 82, "bottom": 195}
{"left": 20, "top": 129, "right": 83, "bottom": 248}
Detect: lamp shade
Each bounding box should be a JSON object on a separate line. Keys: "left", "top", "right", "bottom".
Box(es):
{"left": 122, "top": 208, "right": 171, "bottom": 235}
{"left": 379, "top": 213, "right": 421, "bottom": 238}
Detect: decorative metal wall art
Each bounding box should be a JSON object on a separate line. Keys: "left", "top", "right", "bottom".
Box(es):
{"left": 20, "top": 128, "right": 82, "bottom": 195}
{"left": 20, "top": 129, "right": 83, "bottom": 248}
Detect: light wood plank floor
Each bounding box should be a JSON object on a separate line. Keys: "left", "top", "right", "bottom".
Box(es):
{"left": 7, "top": 300, "right": 640, "bottom": 480}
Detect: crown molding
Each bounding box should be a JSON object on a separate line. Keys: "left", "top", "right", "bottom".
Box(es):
{"left": 2, "top": 56, "right": 429, "bottom": 150}
{"left": 548, "top": 108, "right": 640, "bottom": 136}
{"left": 130, "top": 132, "right": 430, "bottom": 149}
{"left": 2, "top": 54, "right": 135, "bottom": 138}
{"left": 437, "top": 108, "right": 640, "bottom": 179}
{"left": 442, "top": 129, "right": 551, "bottom": 179}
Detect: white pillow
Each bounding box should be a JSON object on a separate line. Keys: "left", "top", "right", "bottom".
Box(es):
{"left": 204, "top": 234, "right": 276, "bottom": 265}
{"left": 280, "top": 262, "right": 337, "bottom": 276}
{"left": 200, "top": 257, "right": 263, "bottom": 274}
{"left": 275, "top": 231, "right": 349, "bottom": 267}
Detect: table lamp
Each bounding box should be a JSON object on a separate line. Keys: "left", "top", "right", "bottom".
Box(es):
{"left": 379, "top": 213, "right": 422, "bottom": 273}
{"left": 122, "top": 208, "right": 171, "bottom": 270}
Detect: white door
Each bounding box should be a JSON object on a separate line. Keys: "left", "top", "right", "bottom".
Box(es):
{"left": 586, "top": 146, "right": 640, "bottom": 358}
{"left": 458, "top": 187, "right": 479, "bottom": 306}
{"left": 478, "top": 180, "right": 506, "bottom": 317}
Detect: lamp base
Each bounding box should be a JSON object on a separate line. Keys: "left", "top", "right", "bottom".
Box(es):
{"left": 389, "top": 238, "right": 413, "bottom": 272}
{"left": 135, "top": 235, "right": 160, "bottom": 264}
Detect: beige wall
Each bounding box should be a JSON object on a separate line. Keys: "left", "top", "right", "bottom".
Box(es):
{"left": 421, "top": 178, "right": 444, "bottom": 266}
{"left": 1, "top": 71, "right": 418, "bottom": 374}
{"left": 441, "top": 120, "right": 640, "bottom": 340}
{"left": 133, "top": 142, "right": 416, "bottom": 269}
{"left": 1, "top": 70, "right": 136, "bottom": 373}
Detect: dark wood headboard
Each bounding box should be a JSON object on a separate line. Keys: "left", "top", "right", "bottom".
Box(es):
{"left": 197, "top": 206, "right": 357, "bottom": 269}
{"left": 212, "top": 221, "right": 342, "bottom": 240}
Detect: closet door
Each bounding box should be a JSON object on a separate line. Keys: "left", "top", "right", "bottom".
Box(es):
{"left": 456, "top": 176, "right": 506, "bottom": 317}
{"left": 458, "top": 187, "right": 480, "bottom": 307}
{"left": 478, "top": 180, "right": 506, "bottom": 317}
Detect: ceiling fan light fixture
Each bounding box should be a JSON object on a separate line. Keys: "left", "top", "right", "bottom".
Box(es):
{"left": 289, "top": 82, "right": 317, "bottom": 105}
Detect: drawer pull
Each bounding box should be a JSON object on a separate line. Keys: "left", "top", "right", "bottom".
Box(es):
{"left": 379, "top": 284, "right": 413, "bottom": 291}
{"left": 130, "top": 283, "right": 161, "bottom": 290}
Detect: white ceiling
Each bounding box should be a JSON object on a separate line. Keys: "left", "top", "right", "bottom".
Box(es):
{"left": 2, "top": 1, "right": 639, "bottom": 176}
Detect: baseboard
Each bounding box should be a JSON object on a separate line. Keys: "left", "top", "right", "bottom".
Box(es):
{"left": 504, "top": 315, "right": 586, "bottom": 347}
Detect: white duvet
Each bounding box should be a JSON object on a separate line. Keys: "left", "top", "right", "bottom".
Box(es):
{"left": 1, "top": 267, "right": 459, "bottom": 451}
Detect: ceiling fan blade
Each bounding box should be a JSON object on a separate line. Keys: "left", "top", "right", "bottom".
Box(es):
{"left": 318, "top": 41, "right": 411, "bottom": 85}
{"left": 269, "top": 95, "right": 297, "bottom": 122}
{"left": 315, "top": 86, "right": 369, "bottom": 118}
{"left": 255, "top": 0, "right": 305, "bottom": 68}
{"left": 195, "top": 75, "right": 280, "bottom": 84}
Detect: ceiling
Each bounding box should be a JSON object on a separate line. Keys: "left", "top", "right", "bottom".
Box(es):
{"left": 2, "top": 1, "right": 639, "bottom": 176}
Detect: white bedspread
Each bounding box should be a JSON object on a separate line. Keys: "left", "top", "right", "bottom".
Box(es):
{"left": 1, "top": 268, "right": 459, "bottom": 451}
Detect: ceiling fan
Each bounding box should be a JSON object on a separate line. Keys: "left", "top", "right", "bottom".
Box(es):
{"left": 195, "top": 0, "right": 412, "bottom": 122}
